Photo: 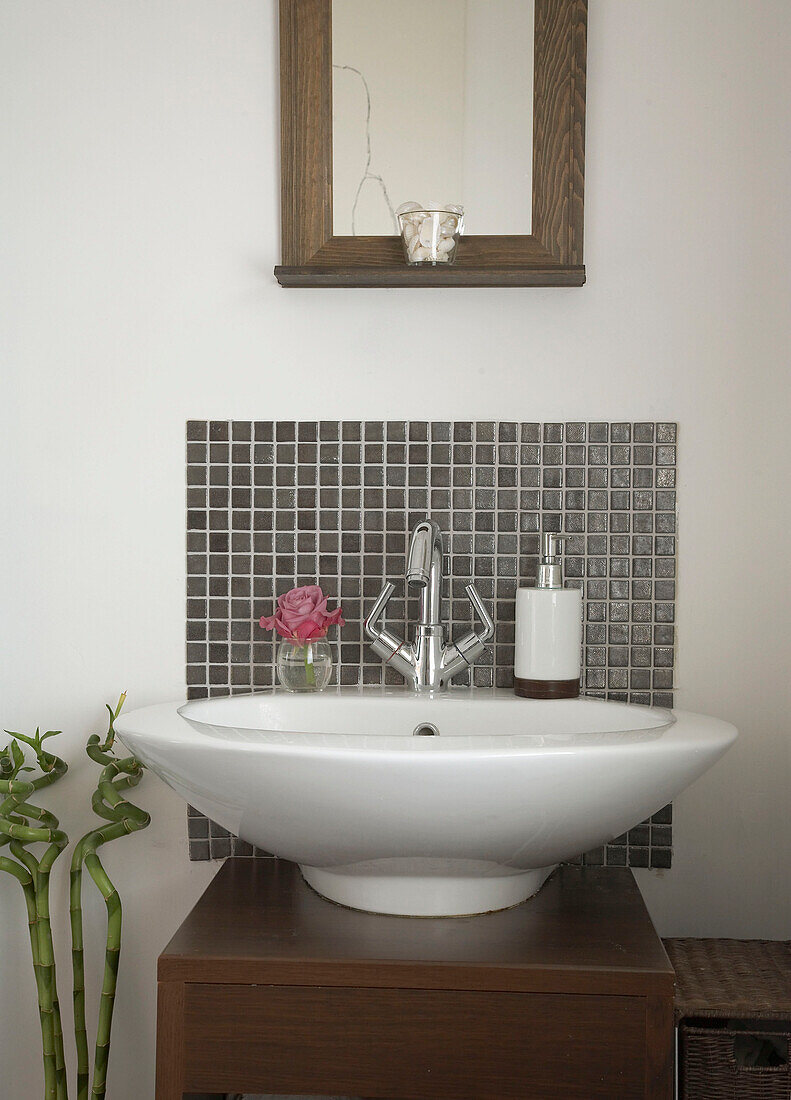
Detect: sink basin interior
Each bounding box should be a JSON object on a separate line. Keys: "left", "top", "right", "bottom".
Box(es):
{"left": 178, "top": 689, "right": 674, "bottom": 747}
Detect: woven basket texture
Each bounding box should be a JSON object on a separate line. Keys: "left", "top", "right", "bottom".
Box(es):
{"left": 666, "top": 940, "right": 791, "bottom": 1100}
{"left": 681, "top": 1024, "right": 790, "bottom": 1100}
{"left": 665, "top": 939, "right": 791, "bottom": 1021}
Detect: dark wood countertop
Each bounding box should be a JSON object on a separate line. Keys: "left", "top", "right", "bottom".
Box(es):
{"left": 160, "top": 859, "right": 673, "bottom": 998}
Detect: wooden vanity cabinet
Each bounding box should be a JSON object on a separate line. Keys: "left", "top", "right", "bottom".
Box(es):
{"left": 158, "top": 859, "right": 673, "bottom": 1099}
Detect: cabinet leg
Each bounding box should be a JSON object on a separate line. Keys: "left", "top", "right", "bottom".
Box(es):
{"left": 156, "top": 982, "right": 186, "bottom": 1099}
{"left": 645, "top": 993, "right": 675, "bottom": 1099}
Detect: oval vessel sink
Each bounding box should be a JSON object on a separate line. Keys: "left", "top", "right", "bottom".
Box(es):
{"left": 116, "top": 689, "right": 736, "bottom": 917}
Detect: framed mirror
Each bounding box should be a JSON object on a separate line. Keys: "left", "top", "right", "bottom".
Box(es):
{"left": 276, "top": 0, "right": 587, "bottom": 287}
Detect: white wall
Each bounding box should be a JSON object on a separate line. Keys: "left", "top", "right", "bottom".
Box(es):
{"left": 1, "top": 1, "right": 790, "bottom": 1095}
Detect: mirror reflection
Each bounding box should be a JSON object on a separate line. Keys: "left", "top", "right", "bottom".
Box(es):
{"left": 332, "top": 0, "right": 534, "bottom": 237}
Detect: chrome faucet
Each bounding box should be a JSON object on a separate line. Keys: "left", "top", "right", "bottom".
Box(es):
{"left": 364, "top": 518, "right": 494, "bottom": 692}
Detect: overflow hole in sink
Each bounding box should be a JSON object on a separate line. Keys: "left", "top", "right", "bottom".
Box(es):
{"left": 413, "top": 722, "right": 440, "bottom": 737}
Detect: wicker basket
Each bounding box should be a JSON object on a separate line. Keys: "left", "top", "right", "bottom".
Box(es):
{"left": 680, "top": 1021, "right": 790, "bottom": 1099}
{"left": 665, "top": 940, "right": 791, "bottom": 1100}
{"left": 665, "top": 940, "right": 791, "bottom": 1020}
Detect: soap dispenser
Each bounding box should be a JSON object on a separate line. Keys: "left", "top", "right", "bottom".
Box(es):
{"left": 514, "top": 534, "right": 582, "bottom": 699}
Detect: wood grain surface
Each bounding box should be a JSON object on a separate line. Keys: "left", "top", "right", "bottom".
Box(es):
{"left": 279, "top": 0, "right": 333, "bottom": 265}
{"left": 533, "top": 0, "right": 587, "bottom": 265}
{"left": 157, "top": 860, "right": 674, "bottom": 1099}
{"left": 183, "top": 984, "right": 649, "bottom": 1098}
{"left": 160, "top": 860, "right": 672, "bottom": 997}
{"left": 156, "top": 981, "right": 185, "bottom": 1100}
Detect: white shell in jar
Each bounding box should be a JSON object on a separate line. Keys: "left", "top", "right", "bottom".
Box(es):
{"left": 419, "top": 215, "right": 440, "bottom": 247}
{"left": 408, "top": 233, "right": 427, "bottom": 258}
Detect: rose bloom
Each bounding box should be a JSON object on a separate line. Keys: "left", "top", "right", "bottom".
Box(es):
{"left": 259, "top": 585, "right": 345, "bottom": 642}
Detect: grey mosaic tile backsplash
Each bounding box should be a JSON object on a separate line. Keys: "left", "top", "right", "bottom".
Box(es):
{"left": 185, "top": 420, "right": 677, "bottom": 870}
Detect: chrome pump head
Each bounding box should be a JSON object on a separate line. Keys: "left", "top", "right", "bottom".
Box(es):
{"left": 538, "top": 532, "right": 566, "bottom": 589}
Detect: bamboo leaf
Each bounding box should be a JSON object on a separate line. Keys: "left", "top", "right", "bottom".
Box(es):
{"left": 11, "top": 741, "right": 25, "bottom": 771}
{"left": 11, "top": 730, "right": 40, "bottom": 756}
{"left": 7, "top": 728, "right": 37, "bottom": 749}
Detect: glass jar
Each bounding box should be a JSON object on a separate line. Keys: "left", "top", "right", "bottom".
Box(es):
{"left": 398, "top": 208, "right": 462, "bottom": 266}
{"left": 276, "top": 638, "right": 333, "bottom": 692}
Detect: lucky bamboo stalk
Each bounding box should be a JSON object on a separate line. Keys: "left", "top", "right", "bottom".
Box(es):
{"left": 70, "top": 694, "right": 150, "bottom": 1100}
{"left": 1, "top": 730, "right": 69, "bottom": 1100}
{"left": 1, "top": 695, "right": 149, "bottom": 1100}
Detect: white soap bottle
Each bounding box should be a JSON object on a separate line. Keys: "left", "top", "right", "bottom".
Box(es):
{"left": 515, "top": 533, "right": 582, "bottom": 699}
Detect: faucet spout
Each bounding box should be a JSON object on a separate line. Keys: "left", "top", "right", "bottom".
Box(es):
{"left": 406, "top": 519, "right": 443, "bottom": 626}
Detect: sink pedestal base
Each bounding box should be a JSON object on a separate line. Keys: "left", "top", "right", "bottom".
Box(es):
{"left": 300, "top": 862, "right": 556, "bottom": 916}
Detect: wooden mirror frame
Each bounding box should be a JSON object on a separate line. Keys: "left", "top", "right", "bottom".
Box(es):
{"left": 275, "top": 0, "right": 587, "bottom": 288}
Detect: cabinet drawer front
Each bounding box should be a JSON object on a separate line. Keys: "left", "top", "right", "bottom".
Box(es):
{"left": 184, "top": 983, "right": 648, "bottom": 1099}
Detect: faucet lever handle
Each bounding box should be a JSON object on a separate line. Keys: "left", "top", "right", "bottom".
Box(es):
{"left": 441, "top": 583, "right": 494, "bottom": 678}
{"left": 466, "top": 583, "right": 495, "bottom": 643}
{"left": 364, "top": 582, "right": 395, "bottom": 640}
{"left": 365, "top": 582, "right": 416, "bottom": 681}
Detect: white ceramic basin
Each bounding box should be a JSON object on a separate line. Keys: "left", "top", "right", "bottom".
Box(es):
{"left": 116, "top": 689, "right": 736, "bottom": 916}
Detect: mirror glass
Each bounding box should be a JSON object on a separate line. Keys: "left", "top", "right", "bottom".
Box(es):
{"left": 332, "top": 0, "right": 534, "bottom": 237}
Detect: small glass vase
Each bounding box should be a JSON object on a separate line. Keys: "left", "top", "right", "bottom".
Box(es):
{"left": 276, "top": 638, "right": 333, "bottom": 692}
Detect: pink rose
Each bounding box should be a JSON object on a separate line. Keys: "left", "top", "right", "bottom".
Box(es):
{"left": 259, "top": 585, "right": 345, "bottom": 642}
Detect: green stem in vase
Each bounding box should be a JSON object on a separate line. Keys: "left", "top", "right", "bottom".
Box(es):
{"left": 303, "top": 641, "right": 316, "bottom": 686}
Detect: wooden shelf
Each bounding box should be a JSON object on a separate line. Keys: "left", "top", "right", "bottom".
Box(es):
{"left": 275, "top": 264, "right": 586, "bottom": 288}
{"left": 275, "top": 234, "right": 586, "bottom": 287}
